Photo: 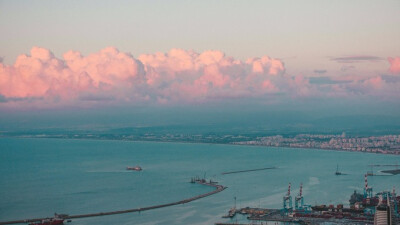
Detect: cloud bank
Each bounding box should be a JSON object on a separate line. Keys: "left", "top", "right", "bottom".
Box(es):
{"left": 0, "top": 47, "right": 399, "bottom": 108}
{"left": 0, "top": 47, "right": 288, "bottom": 106}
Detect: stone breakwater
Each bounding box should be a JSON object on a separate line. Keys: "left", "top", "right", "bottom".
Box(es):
{"left": 0, "top": 182, "right": 227, "bottom": 225}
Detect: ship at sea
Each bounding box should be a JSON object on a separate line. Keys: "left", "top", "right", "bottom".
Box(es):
{"left": 28, "top": 214, "right": 69, "bottom": 225}
{"left": 127, "top": 166, "right": 142, "bottom": 171}
{"left": 29, "top": 219, "right": 64, "bottom": 225}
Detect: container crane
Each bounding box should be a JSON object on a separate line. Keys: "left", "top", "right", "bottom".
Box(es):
{"left": 283, "top": 183, "right": 292, "bottom": 213}
{"left": 295, "top": 183, "right": 304, "bottom": 211}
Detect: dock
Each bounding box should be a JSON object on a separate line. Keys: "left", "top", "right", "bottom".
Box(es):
{"left": 0, "top": 181, "right": 226, "bottom": 225}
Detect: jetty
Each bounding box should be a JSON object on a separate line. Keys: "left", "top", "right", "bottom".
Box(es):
{"left": 0, "top": 181, "right": 226, "bottom": 225}
{"left": 221, "top": 167, "right": 276, "bottom": 175}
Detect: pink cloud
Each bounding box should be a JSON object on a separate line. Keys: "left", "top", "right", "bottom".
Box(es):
{"left": 388, "top": 57, "right": 400, "bottom": 74}
{"left": 2, "top": 47, "right": 399, "bottom": 108}
{"left": 63, "top": 47, "right": 144, "bottom": 88}
{"left": 0, "top": 47, "right": 287, "bottom": 106}
{"left": 0, "top": 47, "right": 145, "bottom": 106}
{"left": 0, "top": 47, "right": 65, "bottom": 98}
{"left": 363, "top": 76, "right": 383, "bottom": 89}
{"left": 328, "top": 75, "right": 400, "bottom": 99}
{"left": 246, "top": 56, "right": 285, "bottom": 75}
{"left": 137, "top": 48, "right": 286, "bottom": 102}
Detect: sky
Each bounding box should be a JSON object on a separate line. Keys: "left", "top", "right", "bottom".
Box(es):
{"left": 0, "top": 0, "right": 400, "bottom": 120}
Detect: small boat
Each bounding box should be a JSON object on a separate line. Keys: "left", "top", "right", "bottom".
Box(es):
{"left": 335, "top": 164, "right": 342, "bottom": 175}
{"left": 127, "top": 166, "right": 142, "bottom": 171}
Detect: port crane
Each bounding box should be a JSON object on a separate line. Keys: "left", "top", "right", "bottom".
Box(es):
{"left": 363, "top": 174, "right": 373, "bottom": 199}
{"left": 295, "top": 183, "right": 304, "bottom": 210}
{"left": 283, "top": 183, "right": 292, "bottom": 213}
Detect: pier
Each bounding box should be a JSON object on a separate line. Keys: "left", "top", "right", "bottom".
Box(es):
{"left": 0, "top": 181, "right": 226, "bottom": 225}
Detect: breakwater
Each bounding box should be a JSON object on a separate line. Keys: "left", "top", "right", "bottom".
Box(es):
{"left": 221, "top": 167, "right": 276, "bottom": 175}
{"left": 0, "top": 181, "right": 226, "bottom": 225}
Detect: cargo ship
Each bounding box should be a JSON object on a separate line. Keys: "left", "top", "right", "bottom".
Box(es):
{"left": 28, "top": 218, "right": 64, "bottom": 225}
{"left": 28, "top": 214, "right": 70, "bottom": 225}
{"left": 311, "top": 204, "right": 364, "bottom": 214}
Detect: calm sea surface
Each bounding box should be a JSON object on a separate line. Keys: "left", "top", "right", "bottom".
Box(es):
{"left": 1, "top": 137, "right": 399, "bottom": 224}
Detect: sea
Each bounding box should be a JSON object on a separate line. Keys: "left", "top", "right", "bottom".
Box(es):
{"left": 1, "top": 137, "right": 399, "bottom": 225}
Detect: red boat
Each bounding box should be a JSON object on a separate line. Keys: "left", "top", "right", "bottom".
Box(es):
{"left": 28, "top": 218, "right": 64, "bottom": 225}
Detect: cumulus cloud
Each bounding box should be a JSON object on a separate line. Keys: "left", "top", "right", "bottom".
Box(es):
{"left": 0, "top": 47, "right": 146, "bottom": 104}
{"left": 138, "top": 50, "right": 286, "bottom": 102}
{"left": 363, "top": 76, "right": 383, "bottom": 89}
{"left": 388, "top": 57, "right": 400, "bottom": 74}
{"left": 1, "top": 47, "right": 399, "bottom": 108}
{"left": 0, "top": 47, "right": 287, "bottom": 106}
{"left": 326, "top": 74, "right": 400, "bottom": 99}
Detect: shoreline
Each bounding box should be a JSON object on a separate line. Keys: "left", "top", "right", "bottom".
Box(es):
{"left": 1, "top": 135, "right": 400, "bottom": 156}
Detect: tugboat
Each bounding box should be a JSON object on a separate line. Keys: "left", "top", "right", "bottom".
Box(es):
{"left": 127, "top": 166, "right": 142, "bottom": 171}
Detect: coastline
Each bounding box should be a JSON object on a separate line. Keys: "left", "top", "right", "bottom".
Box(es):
{"left": 1, "top": 135, "right": 400, "bottom": 156}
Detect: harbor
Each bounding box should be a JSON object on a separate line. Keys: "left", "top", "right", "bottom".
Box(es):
{"left": 1, "top": 138, "right": 400, "bottom": 225}
{"left": 217, "top": 174, "right": 400, "bottom": 224}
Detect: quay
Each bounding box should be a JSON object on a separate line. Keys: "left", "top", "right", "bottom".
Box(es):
{"left": 0, "top": 181, "right": 226, "bottom": 225}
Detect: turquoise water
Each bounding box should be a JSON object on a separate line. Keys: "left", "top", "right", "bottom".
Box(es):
{"left": 1, "top": 137, "right": 399, "bottom": 225}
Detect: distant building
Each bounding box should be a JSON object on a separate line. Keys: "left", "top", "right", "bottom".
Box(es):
{"left": 374, "top": 194, "right": 397, "bottom": 225}
{"left": 374, "top": 204, "right": 389, "bottom": 225}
